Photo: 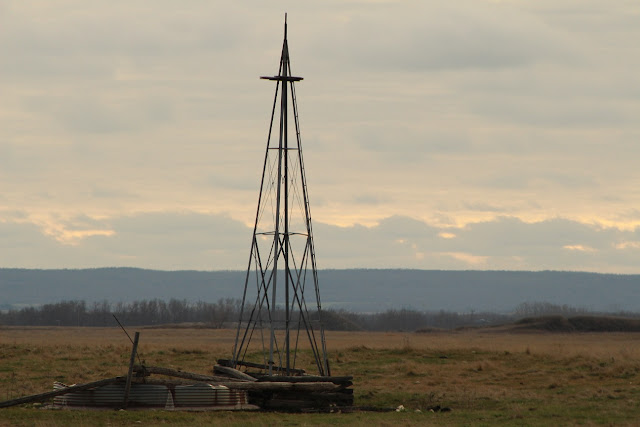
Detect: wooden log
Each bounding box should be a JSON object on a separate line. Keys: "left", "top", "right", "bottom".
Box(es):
{"left": 133, "top": 365, "right": 244, "bottom": 383}
{"left": 122, "top": 331, "right": 140, "bottom": 408}
{"left": 0, "top": 377, "right": 123, "bottom": 409}
{"left": 133, "top": 366, "right": 339, "bottom": 392}
{"left": 254, "top": 375, "right": 353, "bottom": 384}
{"left": 217, "top": 359, "right": 306, "bottom": 375}
{"left": 213, "top": 365, "right": 257, "bottom": 382}
{"left": 134, "top": 376, "right": 339, "bottom": 392}
{"left": 131, "top": 378, "right": 338, "bottom": 392}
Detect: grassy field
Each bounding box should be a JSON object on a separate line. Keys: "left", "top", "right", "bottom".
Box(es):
{"left": 2, "top": 326, "right": 640, "bottom": 425}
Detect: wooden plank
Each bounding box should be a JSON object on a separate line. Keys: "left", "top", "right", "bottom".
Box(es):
{"left": 0, "top": 377, "right": 123, "bottom": 409}
{"left": 213, "top": 365, "right": 258, "bottom": 382}
{"left": 122, "top": 331, "right": 140, "bottom": 408}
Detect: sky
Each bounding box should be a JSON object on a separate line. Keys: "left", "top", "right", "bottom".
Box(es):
{"left": 1, "top": 0, "right": 639, "bottom": 273}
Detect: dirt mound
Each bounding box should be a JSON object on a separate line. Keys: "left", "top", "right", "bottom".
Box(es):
{"left": 511, "top": 315, "right": 640, "bottom": 333}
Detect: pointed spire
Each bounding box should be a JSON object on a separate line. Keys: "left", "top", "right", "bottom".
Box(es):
{"left": 260, "top": 14, "right": 302, "bottom": 82}
{"left": 281, "top": 15, "right": 289, "bottom": 65}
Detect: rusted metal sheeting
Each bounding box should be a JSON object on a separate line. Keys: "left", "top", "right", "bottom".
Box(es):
{"left": 52, "top": 382, "right": 248, "bottom": 410}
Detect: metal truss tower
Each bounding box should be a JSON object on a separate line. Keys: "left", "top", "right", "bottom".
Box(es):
{"left": 230, "top": 16, "right": 330, "bottom": 377}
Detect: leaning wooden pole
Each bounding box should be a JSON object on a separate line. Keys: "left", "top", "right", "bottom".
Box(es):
{"left": 0, "top": 377, "right": 123, "bottom": 409}
{"left": 122, "top": 331, "right": 140, "bottom": 408}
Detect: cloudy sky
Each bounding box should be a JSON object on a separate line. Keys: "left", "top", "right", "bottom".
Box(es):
{"left": 1, "top": 1, "right": 639, "bottom": 272}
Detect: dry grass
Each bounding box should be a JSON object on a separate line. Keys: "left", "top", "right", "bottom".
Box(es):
{"left": 3, "top": 327, "right": 640, "bottom": 425}
{"left": 5, "top": 326, "right": 640, "bottom": 359}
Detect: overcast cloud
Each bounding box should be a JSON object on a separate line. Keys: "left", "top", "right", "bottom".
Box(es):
{"left": 1, "top": 1, "right": 639, "bottom": 272}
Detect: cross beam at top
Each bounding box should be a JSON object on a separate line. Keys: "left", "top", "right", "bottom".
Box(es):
{"left": 260, "top": 76, "right": 303, "bottom": 81}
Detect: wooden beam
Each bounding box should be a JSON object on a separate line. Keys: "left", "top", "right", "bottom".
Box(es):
{"left": 213, "top": 365, "right": 257, "bottom": 382}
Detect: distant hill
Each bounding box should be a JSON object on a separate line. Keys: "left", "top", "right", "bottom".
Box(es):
{"left": 1, "top": 268, "right": 639, "bottom": 313}
{"left": 501, "top": 315, "right": 640, "bottom": 333}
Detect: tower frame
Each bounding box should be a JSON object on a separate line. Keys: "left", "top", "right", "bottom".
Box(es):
{"left": 230, "top": 16, "right": 330, "bottom": 377}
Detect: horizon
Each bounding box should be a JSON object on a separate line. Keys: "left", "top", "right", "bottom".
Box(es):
{"left": 2, "top": 266, "right": 639, "bottom": 276}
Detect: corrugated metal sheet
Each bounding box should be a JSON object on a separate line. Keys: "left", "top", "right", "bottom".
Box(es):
{"left": 174, "top": 383, "right": 247, "bottom": 407}
{"left": 52, "top": 381, "right": 248, "bottom": 410}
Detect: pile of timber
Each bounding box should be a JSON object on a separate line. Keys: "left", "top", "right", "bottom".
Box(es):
{"left": 215, "top": 359, "right": 354, "bottom": 411}
{"left": 0, "top": 363, "right": 352, "bottom": 411}
{"left": 0, "top": 331, "right": 353, "bottom": 412}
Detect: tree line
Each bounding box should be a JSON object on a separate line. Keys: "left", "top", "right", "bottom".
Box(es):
{"left": 0, "top": 299, "right": 239, "bottom": 328}
{"left": 1, "top": 299, "right": 639, "bottom": 330}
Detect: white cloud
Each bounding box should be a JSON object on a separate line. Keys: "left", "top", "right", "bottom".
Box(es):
{"left": 1, "top": 211, "right": 639, "bottom": 273}
{"left": 563, "top": 244, "right": 597, "bottom": 252}
{"left": 1, "top": 1, "right": 639, "bottom": 272}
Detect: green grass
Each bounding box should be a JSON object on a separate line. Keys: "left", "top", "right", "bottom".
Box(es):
{"left": 0, "top": 408, "right": 437, "bottom": 427}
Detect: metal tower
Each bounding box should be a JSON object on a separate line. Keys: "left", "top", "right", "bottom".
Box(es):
{"left": 229, "top": 16, "right": 330, "bottom": 377}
